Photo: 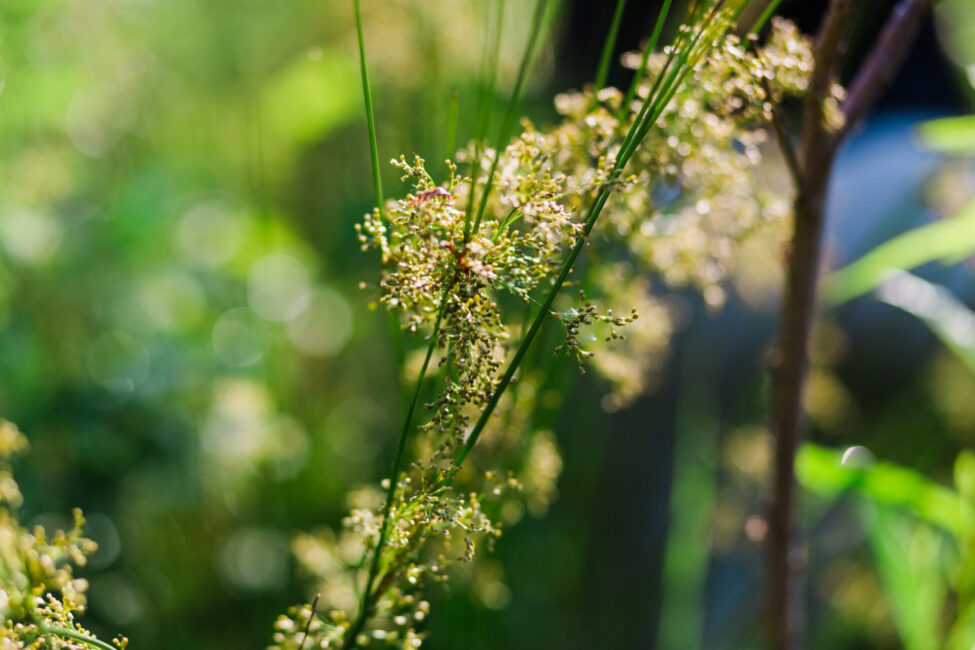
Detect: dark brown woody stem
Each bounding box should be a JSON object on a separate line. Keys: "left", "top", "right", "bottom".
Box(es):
{"left": 766, "top": 1, "right": 933, "bottom": 649}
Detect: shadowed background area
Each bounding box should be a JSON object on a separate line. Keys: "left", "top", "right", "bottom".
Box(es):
{"left": 0, "top": 0, "right": 973, "bottom": 648}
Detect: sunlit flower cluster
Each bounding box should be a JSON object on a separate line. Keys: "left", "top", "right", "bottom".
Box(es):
{"left": 503, "top": 17, "right": 831, "bottom": 404}
{"left": 275, "top": 474, "right": 506, "bottom": 648}
{"left": 0, "top": 420, "right": 126, "bottom": 649}
{"left": 539, "top": 19, "right": 819, "bottom": 308}
{"left": 278, "top": 16, "right": 833, "bottom": 648}
{"left": 357, "top": 148, "right": 585, "bottom": 448}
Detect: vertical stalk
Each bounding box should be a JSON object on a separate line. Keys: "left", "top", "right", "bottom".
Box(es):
{"left": 353, "top": 0, "right": 383, "bottom": 216}
{"left": 766, "top": 1, "right": 932, "bottom": 648}
{"left": 446, "top": 88, "right": 459, "bottom": 163}
{"left": 469, "top": 0, "right": 550, "bottom": 239}
{"left": 592, "top": 0, "right": 629, "bottom": 100}
{"left": 768, "top": 175, "right": 830, "bottom": 650}
{"left": 767, "top": 2, "right": 856, "bottom": 645}
{"left": 620, "top": 0, "right": 672, "bottom": 116}
{"left": 463, "top": 0, "right": 507, "bottom": 243}
{"left": 342, "top": 280, "right": 455, "bottom": 650}
{"left": 657, "top": 348, "right": 719, "bottom": 650}
{"left": 352, "top": 0, "right": 408, "bottom": 392}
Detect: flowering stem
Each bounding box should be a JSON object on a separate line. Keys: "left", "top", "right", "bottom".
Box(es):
{"left": 298, "top": 594, "right": 320, "bottom": 650}
{"left": 453, "top": 1, "right": 738, "bottom": 472}
{"left": 343, "top": 278, "right": 455, "bottom": 650}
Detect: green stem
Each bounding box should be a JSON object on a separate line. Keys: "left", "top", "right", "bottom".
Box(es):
{"left": 749, "top": 0, "right": 783, "bottom": 35}
{"left": 40, "top": 625, "right": 118, "bottom": 650}
{"left": 353, "top": 0, "right": 383, "bottom": 218}
{"left": 355, "top": 0, "right": 410, "bottom": 408}
{"left": 592, "top": 0, "right": 629, "bottom": 103}
{"left": 620, "top": 0, "right": 673, "bottom": 116}
{"left": 453, "top": 2, "right": 730, "bottom": 472}
{"left": 342, "top": 278, "right": 455, "bottom": 650}
{"left": 468, "top": 0, "right": 550, "bottom": 241}
{"left": 464, "top": 0, "right": 506, "bottom": 242}
{"left": 446, "top": 88, "right": 459, "bottom": 164}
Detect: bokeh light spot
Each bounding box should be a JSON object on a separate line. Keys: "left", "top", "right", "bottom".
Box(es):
{"left": 286, "top": 286, "right": 353, "bottom": 357}
{"left": 212, "top": 307, "right": 267, "bottom": 367}
{"left": 65, "top": 83, "right": 134, "bottom": 157}
{"left": 176, "top": 199, "right": 247, "bottom": 268}
{"left": 248, "top": 253, "right": 312, "bottom": 322}
{"left": 0, "top": 207, "right": 62, "bottom": 263}
{"left": 217, "top": 527, "right": 289, "bottom": 593}
{"left": 136, "top": 269, "right": 207, "bottom": 332}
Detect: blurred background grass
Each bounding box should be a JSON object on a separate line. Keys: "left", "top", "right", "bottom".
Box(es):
{"left": 1, "top": 0, "right": 974, "bottom": 648}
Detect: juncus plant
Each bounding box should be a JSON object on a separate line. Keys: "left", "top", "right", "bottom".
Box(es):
{"left": 0, "top": 2, "right": 864, "bottom": 649}
{"left": 270, "top": 1, "right": 833, "bottom": 648}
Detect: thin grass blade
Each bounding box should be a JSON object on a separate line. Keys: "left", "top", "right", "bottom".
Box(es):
{"left": 592, "top": 0, "right": 629, "bottom": 102}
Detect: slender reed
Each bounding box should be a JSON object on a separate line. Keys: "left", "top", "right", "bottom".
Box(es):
{"left": 352, "top": 0, "right": 408, "bottom": 387}
{"left": 620, "top": 0, "right": 672, "bottom": 116}
{"left": 446, "top": 88, "right": 458, "bottom": 163}
{"left": 463, "top": 0, "right": 506, "bottom": 243}
{"left": 592, "top": 0, "right": 629, "bottom": 100}
{"left": 353, "top": 0, "right": 383, "bottom": 217}
{"left": 468, "top": 0, "right": 550, "bottom": 239}
{"left": 342, "top": 281, "right": 455, "bottom": 649}
{"left": 749, "top": 0, "right": 784, "bottom": 36}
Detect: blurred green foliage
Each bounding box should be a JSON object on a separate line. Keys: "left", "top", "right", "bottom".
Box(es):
{"left": 798, "top": 445, "right": 975, "bottom": 649}
{"left": 1, "top": 1, "right": 975, "bottom": 649}
{"left": 823, "top": 199, "right": 975, "bottom": 305}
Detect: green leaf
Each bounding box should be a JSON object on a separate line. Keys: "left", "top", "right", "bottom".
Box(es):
{"left": 874, "top": 272, "right": 975, "bottom": 375}
{"left": 796, "top": 443, "right": 964, "bottom": 537}
{"left": 933, "top": 0, "right": 975, "bottom": 85}
{"left": 865, "top": 503, "right": 946, "bottom": 650}
{"left": 917, "top": 115, "right": 975, "bottom": 155}
{"left": 822, "top": 199, "right": 975, "bottom": 305}
{"left": 799, "top": 444, "right": 975, "bottom": 649}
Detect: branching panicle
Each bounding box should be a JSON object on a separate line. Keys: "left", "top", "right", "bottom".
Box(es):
{"left": 277, "top": 7, "right": 836, "bottom": 648}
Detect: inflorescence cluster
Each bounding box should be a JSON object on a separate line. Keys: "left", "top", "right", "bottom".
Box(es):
{"left": 273, "top": 16, "right": 834, "bottom": 649}
{"left": 0, "top": 420, "right": 126, "bottom": 650}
